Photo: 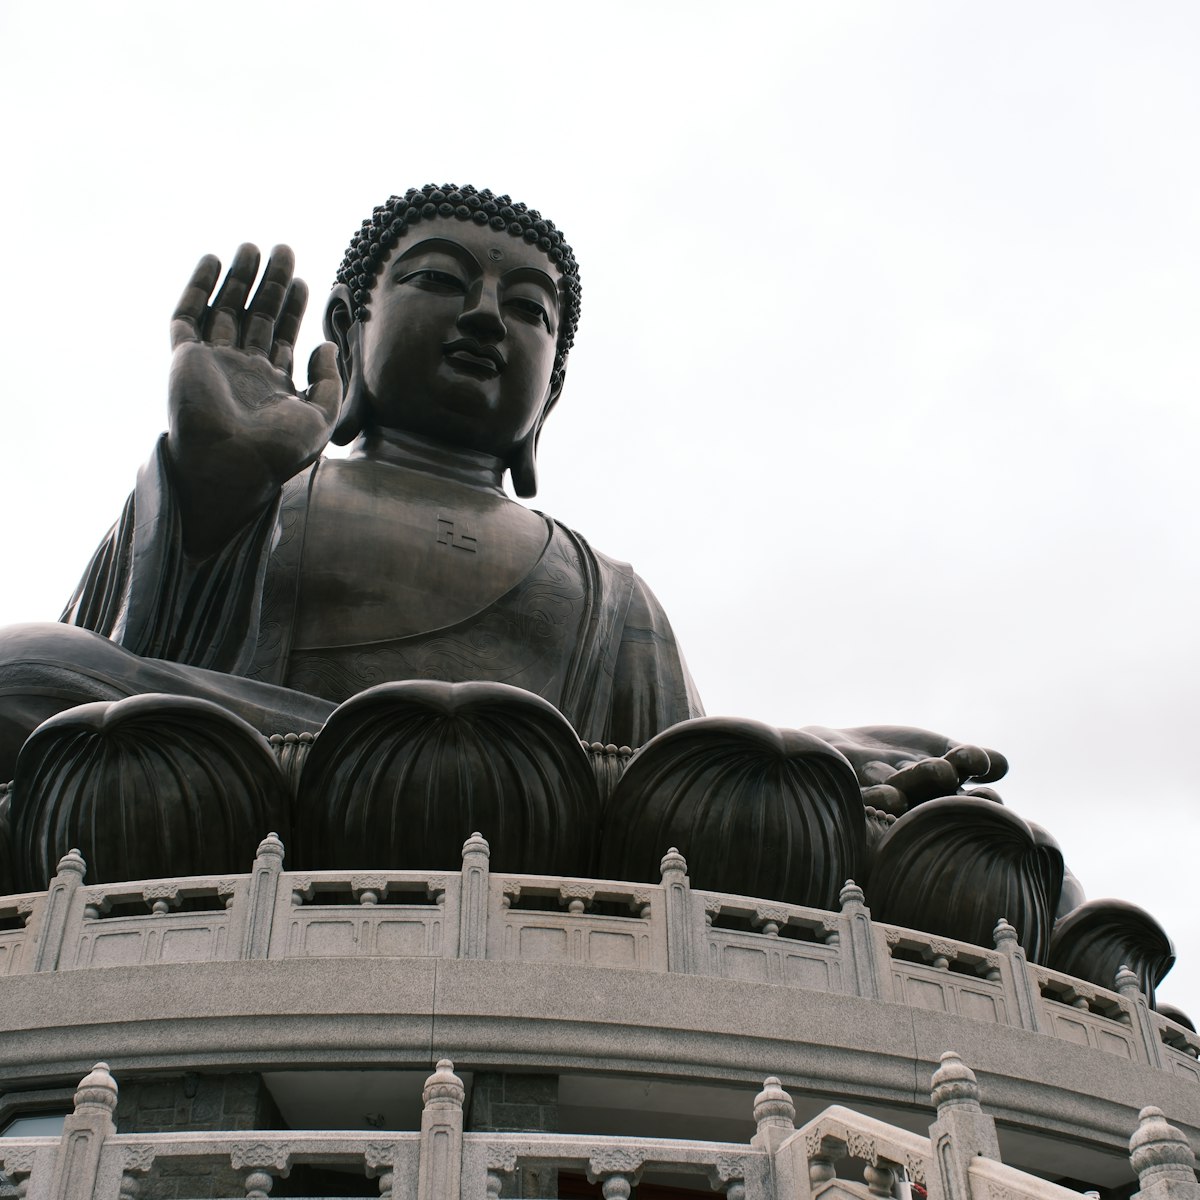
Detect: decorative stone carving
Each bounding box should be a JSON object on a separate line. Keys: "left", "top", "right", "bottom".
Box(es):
{"left": 9, "top": 695, "right": 289, "bottom": 888}
{"left": 930, "top": 1051, "right": 981, "bottom": 1111}
{"left": 0, "top": 1148, "right": 36, "bottom": 1177}
{"left": 1049, "top": 898, "right": 1175, "bottom": 1007}
{"left": 1129, "top": 1105, "right": 1198, "bottom": 1189}
{"left": 363, "top": 1143, "right": 396, "bottom": 1171}
{"left": 74, "top": 1061, "right": 118, "bottom": 1114}
{"left": 122, "top": 1145, "right": 156, "bottom": 1174}
{"left": 422, "top": 1059, "right": 465, "bottom": 1107}
{"left": 229, "top": 1142, "right": 292, "bottom": 1172}
{"left": 708, "top": 1153, "right": 750, "bottom": 1184}
{"left": 293, "top": 681, "right": 599, "bottom": 875}
{"left": 599, "top": 718, "right": 864, "bottom": 908}
{"left": 587, "top": 1149, "right": 644, "bottom": 1177}
{"left": 868, "top": 798, "right": 1064, "bottom": 964}
{"left": 485, "top": 1146, "right": 520, "bottom": 1173}
{"left": 845, "top": 1131, "right": 878, "bottom": 1164}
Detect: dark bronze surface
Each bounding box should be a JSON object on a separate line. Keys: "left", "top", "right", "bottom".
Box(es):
{"left": 1, "top": 190, "right": 1168, "bottom": 1009}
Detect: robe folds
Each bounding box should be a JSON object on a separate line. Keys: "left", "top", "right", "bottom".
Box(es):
{"left": 60, "top": 439, "right": 703, "bottom": 749}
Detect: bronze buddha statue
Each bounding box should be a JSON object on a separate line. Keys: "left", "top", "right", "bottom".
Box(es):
{"left": 0, "top": 185, "right": 1177, "bottom": 1009}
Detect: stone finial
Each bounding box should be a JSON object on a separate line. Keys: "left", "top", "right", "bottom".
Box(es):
{"left": 660, "top": 847, "right": 687, "bottom": 877}
{"left": 839, "top": 880, "right": 865, "bottom": 908}
{"left": 1115, "top": 964, "right": 1141, "bottom": 994}
{"left": 255, "top": 833, "right": 285, "bottom": 862}
{"left": 1129, "top": 1106, "right": 1197, "bottom": 1187}
{"left": 422, "top": 1059, "right": 465, "bottom": 1108}
{"left": 753, "top": 1076, "right": 795, "bottom": 1132}
{"left": 74, "top": 1062, "right": 118, "bottom": 1114}
{"left": 56, "top": 848, "right": 87, "bottom": 879}
{"left": 993, "top": 917, "right": 1017, "bottom": 946}
{"left": 462, "top": 832, "right": 490, "bottom": 859}
{"left": 930, "top": 1052, "right": 981, "bottom": 1112}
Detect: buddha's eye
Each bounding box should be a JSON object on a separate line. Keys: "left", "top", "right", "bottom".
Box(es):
{"left": 507, "top": 297, "right": 552, "bottom": 332}
{"left": 400, "top": 269, "right": 465, "bottom": 292}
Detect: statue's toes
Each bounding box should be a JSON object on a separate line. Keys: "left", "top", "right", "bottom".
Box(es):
{"left": 598, "top": 717, "right": 865, "bottom": 909}
{"left": 293, "top": 681, "right": 600, "bottom": 875}
{"left": 9, "top": 696, "right": 290, "bottom": 890}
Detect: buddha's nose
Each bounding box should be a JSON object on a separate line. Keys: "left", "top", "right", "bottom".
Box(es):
{"left": 458, "top": 285, "right": 506, "bottom": 340}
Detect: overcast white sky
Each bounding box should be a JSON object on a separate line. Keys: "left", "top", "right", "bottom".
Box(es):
{"left": 1, "top": 3, "right": 1198, "bottom": 1010}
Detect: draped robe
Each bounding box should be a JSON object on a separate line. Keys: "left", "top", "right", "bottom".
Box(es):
{"left": 57, "top": 439, "right": 703, "bottom": 748}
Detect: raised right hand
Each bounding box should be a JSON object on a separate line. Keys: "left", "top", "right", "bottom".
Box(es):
{"left": 167, "top": 244, "right": 342, "bottom": 556}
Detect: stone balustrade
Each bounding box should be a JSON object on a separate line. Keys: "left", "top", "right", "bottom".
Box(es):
{"left": 1, "top": 835, "right": 1198, "bottom": 1083}
{"left": 1, "top": 1056, "right": 1194, "bottom": 1200}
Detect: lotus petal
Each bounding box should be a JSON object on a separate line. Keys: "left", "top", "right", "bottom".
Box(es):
{"left": 598, "top": 717, "right": 863, "bottom": 908}
{"left": 1049, "top": 898, "right": 1175, "bottom": 1004}
{"left": 868, "top": 797, "right": 1064, "bottom": 963}
{"left": 10, "top": 695, "right": 289, "bottom": 889}
{"left": 294, "top": 681, "right": 598, "bottom": 874}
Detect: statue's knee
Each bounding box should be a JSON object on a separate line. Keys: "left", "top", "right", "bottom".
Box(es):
{"left": 0, "top": 622, "right": 117, "bottom": 672}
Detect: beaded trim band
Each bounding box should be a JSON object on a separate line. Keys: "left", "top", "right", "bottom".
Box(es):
{"left": 335, "top": 184, "right": 581, "bottom": 388}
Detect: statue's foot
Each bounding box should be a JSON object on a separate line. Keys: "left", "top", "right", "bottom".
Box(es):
{"left": 293, "top": 681, "right": 600, "bottom": 875}
{"left": 8, "top": 695, "right": 289, "bottom": 890}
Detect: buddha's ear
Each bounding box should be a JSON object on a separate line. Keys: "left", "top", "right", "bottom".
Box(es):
{"left": 323, "top": 285, "right": 366, "bottom": 446}
{"left": 323, "top": 285, "right": 355, "bottom": 387}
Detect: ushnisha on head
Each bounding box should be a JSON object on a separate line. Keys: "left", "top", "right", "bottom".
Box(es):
{"left": 325, "top": 185, "right": 581, "bottom": 495}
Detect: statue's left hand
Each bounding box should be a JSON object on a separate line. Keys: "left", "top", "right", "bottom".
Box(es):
{"left": 803, "top": 724, "right": 1007, "bottom": 815}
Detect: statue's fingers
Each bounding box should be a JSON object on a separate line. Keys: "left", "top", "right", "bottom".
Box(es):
{"left": 305, "top": 343, "right": 343, "bottom": 428}
{"left": 888, "top": 756, "right": 959, "bottom": 803}
{"left": 973, "top": 749, "right": 1008, "bottom": 783}
{"left": 270, "top": 279, "right": 309, "bottom": 373}
{"left": 204, "top": 244, "right": 261, "bottom": 346}
{"left": 243, "top": 245, "right": 295, "bottom": 355}
{"left": 944, "top": 744, "right": 991, "bottom": 783}
{"left": 170, "top": 254, "right": 221, "bottom": 348}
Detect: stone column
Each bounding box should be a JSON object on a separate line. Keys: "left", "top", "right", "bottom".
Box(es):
{"left": 418, "top": 1061, "right": 465, "bottom": 1200}
{"left": 46, "top": 1063, "right": 118, "bottom": 1200}
{"left": 32, "top": 849, "right": 86, "bottom": 972}
{"left": 992, "top": 918, "right": 1042, "bottom": 1034}
{"left": 241, "top": 833, "right": 284, "bottom": 959}
{"left": 1128, "top": 1106, "right": 1200, "bottom": 1200}
{"left": 1115, "top": 966, "right": 1166, "bottom": 1070}
{"left": 926, "top": 1053, "right": 999, "bottom": 1200}
{"left": 838, "top": 881, "right": 881, "bottom": 1000}
{"left": 459, "top": 834, "right": 491, "bottom": 959}
{"left": 659, "top": 848, "right": 699, "bottom": 974}
{"left": 750, "top": 1076, "right": 795, "bottom": 1153}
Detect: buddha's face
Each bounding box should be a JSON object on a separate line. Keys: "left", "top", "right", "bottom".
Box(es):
{"left": 354, "top": 220, "right": 564, "bottom": 460}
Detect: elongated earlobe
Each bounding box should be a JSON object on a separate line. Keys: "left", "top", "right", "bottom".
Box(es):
{"left": 509, "top": 430, "right": 539, "bottom": 498}
{"left": 332, "top": 354, "right": 367, "bottom": 446}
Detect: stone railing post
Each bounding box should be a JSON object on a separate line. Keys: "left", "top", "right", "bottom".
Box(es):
{"left": 459, "top": 834, "right": 490, "bottom": 959}
{"left": 927, "top": 1052, "right": 1000, "bottom": 1200}
{"left": 660, "top": 848, "right": 699, "bottom": 974}
{"left": 418, "top": 1060, "right": 465, "bottom": 1200}
{"left": 588, "top": 1151, "right": 644, "bottom": 1200}
{"left": 751, "top": 1076, "right": 795, "bottom": 1154}
{"left": 1129, "top": 1106, "right": 1200, "bottom": 1200}
{"left": 32, "top": 848, "right": 86, "bottom": 972}
{"left": 241, "top": 833, "right": 284, "bottom": 959}
{"left": 1115, "top": 966, "right": 1166, "bottom": 1070}
{"left": 47, "top": 1063, "right": 118, "bottom": 1200}
{"left": 230, "top": 1143, "right": 292, "bottom": 1198}
{"left": 992, "top": 918, "right": 1042, "bottom": 1033}
{"left": 838, "top": 881, "right": 881, "bottom": 1000}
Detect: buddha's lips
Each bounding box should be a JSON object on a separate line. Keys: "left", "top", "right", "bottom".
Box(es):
{"left": 443, "top": 339, "right": 505, "bottom": 375}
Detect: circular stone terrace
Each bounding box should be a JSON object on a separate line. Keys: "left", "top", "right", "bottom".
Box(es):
{"left": 0, "top": 834, "right": 1197, "bottom": 1191}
